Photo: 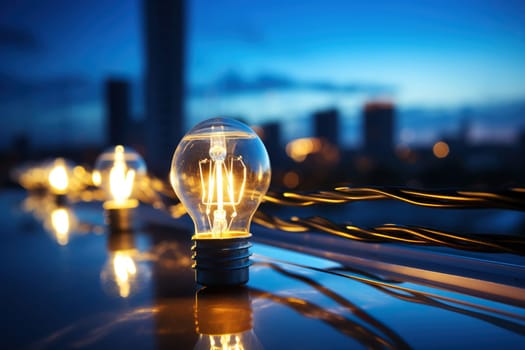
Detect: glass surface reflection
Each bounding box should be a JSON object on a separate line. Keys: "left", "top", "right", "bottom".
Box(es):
{"left": 101, "top": 231, "right": 148, "bottom": 298}
{"left": 112, "top": 250, "right": 138, "bottom": 298}
{"left": 49, "top": 207, "right": 74, "bottom": 246}
{"left": 22, "top": 193, "right": 78, "bottom": 246}
{"left": 4, "top": 191, "right": 523, "bottom": 350}
{"left": 194, "top": 287, "right": 264, "bottom": 350}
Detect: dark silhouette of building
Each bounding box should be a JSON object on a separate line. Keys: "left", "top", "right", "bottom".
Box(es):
{"left": 363, "top": 102, "right": 395, "bottom": 159}
{"left": 261, "top": 122, "right": 282, "bottom": 161}
{"left": 314, "top": 108, "right": 339, "bottom": 147}
{"left": 144, "top": 0, "right": 185, "bottom": 174}
{"left": 105, "top": 79, "right": 130, "bottom": 146}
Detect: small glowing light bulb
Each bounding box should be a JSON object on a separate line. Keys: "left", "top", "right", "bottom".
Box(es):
{"left": 171, "top": 118, "right": 271, "bottom": 286}
{"left": 48, "top": 158, "right": 69, "bottom": 195}
{"left": 94, "top": 145, "right": 146, "bottom": 231}
{"left": 95, "top": 145, "right": 145, "bottom": 208}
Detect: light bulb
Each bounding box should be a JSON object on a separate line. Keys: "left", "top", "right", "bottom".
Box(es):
{"left": 48, "top": 158, "right": 69, "bottom": 195}
{"left": 170, "top": 118, "right": 271, "bottom": 286}
{"left": 94, "top": 145, "right": 146, "bottom": 208}
{"left": 94, "top": 145, "right": 146, "bottom": 231}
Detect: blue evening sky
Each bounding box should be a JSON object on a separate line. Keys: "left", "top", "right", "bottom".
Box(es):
{"left": 1, "top": 0, "right": 524, "bottom": 147}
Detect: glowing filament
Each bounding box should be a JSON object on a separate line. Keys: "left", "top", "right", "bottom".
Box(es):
{"left": 209, "top": 335, "right": 244, "bottom": 350}
{"left": 109, "top": 146, "right": 135, "bottom": 204}
{"left": 49, "top": 160, "right": 69, "bottom": 193}
{"left": 51, "top": 208, "right": 70, "bottom": 246}
{"left": 113, "top": 251, "right": 137, "bottom": 298}
{"left": 199, "top": 127, "right": 246, "bottom": 236}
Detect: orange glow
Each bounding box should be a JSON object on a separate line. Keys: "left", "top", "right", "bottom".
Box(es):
{"left": 433, "top": 141, "right": 450, "bottom": 159}
{"left": 283, "top": 171, "right": 300, "bottom": 188}
{"left": 285, "top": 137, "right": 322, "bottom": 162}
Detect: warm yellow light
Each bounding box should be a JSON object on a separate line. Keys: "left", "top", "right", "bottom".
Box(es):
{"left": 92, "top": 170, "right": 102, "bottom": 186}
{"left": 51, "top": 208, "right": 70, "bottom": 246}
{"left": 199, "top": 127, "right": 247, "bottom": 237}
{"left": 113, "top": 251, "right": 137, "bottom": 298}
{"left": 285, "top": 137, "right": 321, "bottom": 162}
{"left": 209, "top": 334, "right": 245, "bottom": 350}
{"left": 433, "top": 141, "right": 450, "bottom": 159}
{"left": 48, "top": 159, "right": 69, "bottom": 193}
{"left": 109, "top": 145, "right": 136, "bottom": 204}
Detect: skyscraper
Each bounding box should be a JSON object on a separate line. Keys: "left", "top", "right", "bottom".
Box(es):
{"left": 260, "top": 122, "right": 281, "bottom": 159}
{"left": 314, "top": 108, "right": 339, "bottom": 147}
{"left": 363, "top": 102, "right": 395, "bottom": 159}
{"left": 144, "top": 0, "right": 185, "bottom": 174}
{"left": 105, "top": 79, "right": 130, "bottom": 146}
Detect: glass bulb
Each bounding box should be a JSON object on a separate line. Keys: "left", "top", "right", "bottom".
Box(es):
{"left": 170, "top": 118, "right": 271, "bottom": 286}
{"left": 170, "top": 118, "right": 271, "bottom": 238}
{"left": 93, "top": 145, "right": 147, "bottom": 209}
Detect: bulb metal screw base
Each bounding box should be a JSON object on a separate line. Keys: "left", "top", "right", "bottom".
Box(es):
{"left": 53, "top": 194, "right": 68, "bottom": 206}
{"left": 107, "top": 230, "right": 135, "bottom": 251}
{"left": 192, "top": 235, "right": 252, "bottom": 287}
{"left": 104, "top": 207, "right": 136, "bottom": 233}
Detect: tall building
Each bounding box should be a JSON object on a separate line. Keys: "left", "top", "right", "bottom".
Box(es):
{"left": 260, "top": 122, "right": 281, "bottom": 159}
{"left": 363, "top": 102, "right": 395, "bottom": 159}
{"left": 144, "top": 0, "right": 185, "bottom": 174}
{"left": 105, "top": 79, "right": 130, "bottom": 146}
{"left": 314, "top": 108, "right": 339, "bottom": 147}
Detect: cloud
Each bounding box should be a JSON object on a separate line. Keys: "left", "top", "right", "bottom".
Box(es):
{"left": 0, "top": 25, "right": 41, "bottom": 52}
{"left": 191, "top": 70, "right": 396, "bottom": 97}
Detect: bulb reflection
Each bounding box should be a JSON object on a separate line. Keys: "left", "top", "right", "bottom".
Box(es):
{"left": 194, "top": 287, "right": 263, "bottom": 350}
{"left": 101, "top": 232, "right": 148, "bottom": 299}
{"left": 112, "top": 250, "right": 138, "bottom": 298}
{"left": 22, "top": 193, "right": 80, "bottom": 246}
{"left": 50, "top": 207, "right": 71, "bottom": 246}
{"left": 197, "top": 334, "right": 246, "bottom": 350}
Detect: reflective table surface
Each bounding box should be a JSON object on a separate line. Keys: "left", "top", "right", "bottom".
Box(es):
{"left": 1, "top": 190, "right": 524, "bottom": 349}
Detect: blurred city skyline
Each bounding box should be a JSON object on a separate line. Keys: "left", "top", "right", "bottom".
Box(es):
{"left": 1, "top": 0, "right": 525, "bottom": 149}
